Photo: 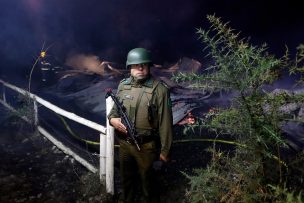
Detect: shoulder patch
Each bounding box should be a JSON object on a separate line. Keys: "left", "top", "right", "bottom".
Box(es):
{"left": 167, "top": 97, "right": 172, "bottom": 108}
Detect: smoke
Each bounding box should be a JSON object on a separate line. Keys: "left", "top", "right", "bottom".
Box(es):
{"left": 65, "top": 54, "right": 104, "bottom": 75}
{"left": 0, "top": 0, "right": 304, "bottom": 78}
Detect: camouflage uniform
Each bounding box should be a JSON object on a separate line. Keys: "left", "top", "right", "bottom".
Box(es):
{"left": 108, "top": 75, "right": 173, "bottom": 203}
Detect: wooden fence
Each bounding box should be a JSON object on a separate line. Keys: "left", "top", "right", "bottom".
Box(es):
{"left": 0, "top": 79, "right": 115, "bottom": 195}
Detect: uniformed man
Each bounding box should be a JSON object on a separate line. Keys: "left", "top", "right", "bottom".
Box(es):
{"left": 108, "top": 48, "right": 173, "bottom": 203}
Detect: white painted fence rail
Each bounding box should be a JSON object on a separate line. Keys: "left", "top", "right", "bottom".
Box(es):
{"left": 0, "top": 79, "right": 115, "bottom": 195}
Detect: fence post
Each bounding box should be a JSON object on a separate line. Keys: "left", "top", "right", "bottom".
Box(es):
{"left": 100, "top": 133, "right": 106, "bottom": 183}
{"left": 33, "top": 97, "right": 38, "bottom": 126}
{"left": 105, "top": 97, "right": 115, "bottom": 195}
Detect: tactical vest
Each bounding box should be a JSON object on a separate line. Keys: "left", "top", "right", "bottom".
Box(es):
{"left": 117, "top": 78, "right": 159, "bottom": 134}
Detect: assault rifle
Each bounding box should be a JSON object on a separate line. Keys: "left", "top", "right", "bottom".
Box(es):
{"left": 105, "top": 88, "right": 140, "bottom": 151}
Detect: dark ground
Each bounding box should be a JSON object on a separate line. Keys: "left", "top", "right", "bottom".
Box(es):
{"left": 0, "top": 109, "right": 103, "bottom": 203}
{"left": 0, "top": 105, "right": 212, "bottom": 203}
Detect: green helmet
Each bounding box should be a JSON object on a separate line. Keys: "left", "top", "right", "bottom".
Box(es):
{"left": 126, "top": 48, "right": 152, "bottom": 68}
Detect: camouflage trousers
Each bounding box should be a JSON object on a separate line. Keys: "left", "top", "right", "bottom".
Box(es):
{"left": 119, "top": 139, "right": 159, "bottom": 203}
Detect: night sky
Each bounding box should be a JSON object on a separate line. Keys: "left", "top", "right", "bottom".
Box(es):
{"left": 0, "top": 0, "right": 304, "bottom": 76}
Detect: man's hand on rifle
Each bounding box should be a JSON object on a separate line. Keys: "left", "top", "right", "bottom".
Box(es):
{"left": 159, "top": 153, "right": 169, "bottom": 162}
{"left": 110, "top": 118, "right": 128, "bottom": 134}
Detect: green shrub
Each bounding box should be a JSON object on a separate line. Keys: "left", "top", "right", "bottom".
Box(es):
{"left": 175, "top": 15, "right": 304, "bottom": 202}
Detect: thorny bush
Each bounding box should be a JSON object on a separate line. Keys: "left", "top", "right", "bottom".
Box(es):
{"left": 173, "top": 15, "right": 304, "bottom": 202}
